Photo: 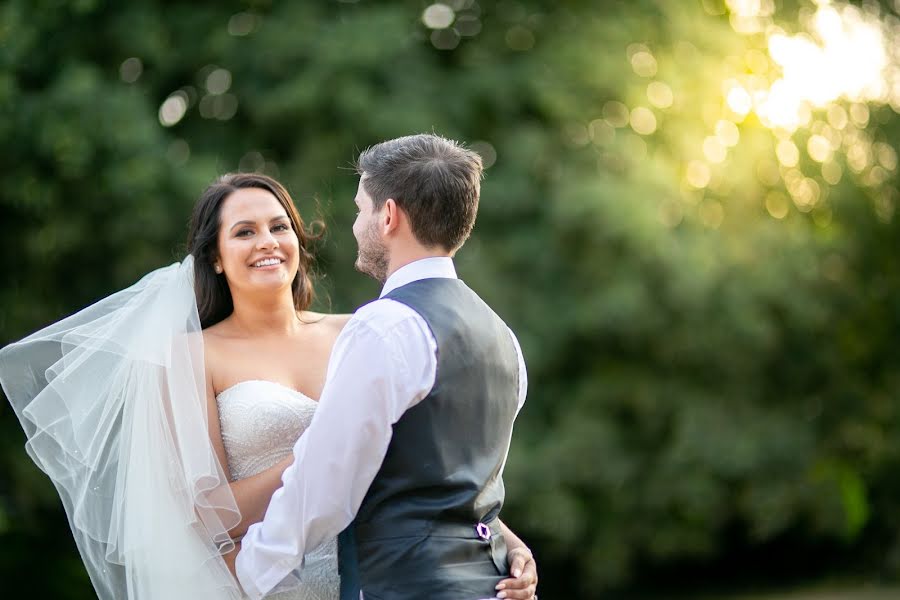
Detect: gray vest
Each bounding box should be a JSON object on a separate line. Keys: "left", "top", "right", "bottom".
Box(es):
{"left": 339, "top": 277, "right": 520, "bottom": 600}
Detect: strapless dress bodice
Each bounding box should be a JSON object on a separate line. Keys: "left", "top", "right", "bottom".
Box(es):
{"left": 217, "top": 380, "right": 339, "bottom": 600}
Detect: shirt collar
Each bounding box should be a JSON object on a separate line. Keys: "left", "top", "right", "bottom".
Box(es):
{"left": 379, "top": 257, "right": 457, "bottom": 298}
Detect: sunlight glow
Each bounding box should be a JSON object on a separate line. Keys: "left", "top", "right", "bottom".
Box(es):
{"left": 751, "top": 4, "right": 888, "bottom": 132}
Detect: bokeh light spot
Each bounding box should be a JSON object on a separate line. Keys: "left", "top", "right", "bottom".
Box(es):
{"left": 875, "top": 142, "right": 898, "bottom": 171}
{"left": 647, "top": 81, "right": 674, "bottom": 109}
{"left": 700, "top": 200, "right": 725, "bottom": 228}
{"left": 239, "top": 151, "right": 266, "bottom": 172}
{"left": 658, "top": 200, "right": 683, "bottom": 228}
{"left": 846, "top": 142, "right": 870, "bottom": 173}
{"left": 470, "top": 141, "right": 497, "bottom": 169}
{"left": 703, "top": 136, "right": 728, "bottom": 163}
{"left": 626, "top": 43, "right": 650, "bottom": 59}
{"left": 630, "top": 107, "right": 657, "bottom": 135}
{"left": 206, "top": 68, "right": 232, "bottom": 95}
{"left": 822, "top": 160, "right": 843, "bottom": 184}
{"left": 785, "top": 171, "right": 820, "bottom": 211}
{"left": 119, "top": 57, "right": 142, "bottom": 83}
{"left": 630, "top": 51, "right": 658, "bottom": 78}
{"left": 589, "top": 119, "right": 616, "bottom": 145}
{"left": 686, "top": 161, "right": 712, "bottom": 188}
{"left": 765, "top": 191, "right": 790, "bottom": 219}
{"left": 602, "top": 101, "right": 630, "bottom": 128}
{"left": 806, "top": 135, "right": 832, "bottom": 163}
{"left": 216, "top": 94, "right": 238, "bottom": 120}
{"left": 715, "top": 120, "right": 740, "bottom": 147}
{"left": 564, "top": 122, "right": 590, "bottom": 147}
{"left": 199, "top": 93, "right": 239, "bottom": 120}
{"left": 456, "top": 15, "right": 481, "bottom": 37}
{"left": 850, "top": 103, "right": 870, "bottom": 127}
{"left": 827, "top": 104, "right": 849, "bottom": 129}
{"left": 864, "top": 166, "right": 888, "bottom": 187}
{"left": 167, "top": 139, "right": 190, "bottom": 166}
{"left": 159, "top": 92, "right": 188, "bottom": 127}
{"left": 874, "top": 189, "right": 897, "bottom": 222}
{"left": 726, "top": 85, "right": 753, "bottom": 117}
{"left": 228, "top": 12, "right": 258, "bottom": 36}
{"left": 422, "top": 3, "right": 455, "bottom": 29}
{"left": 775, "top": 139, "right": 800, "bottom": 167}
{"left": 431, "top": 28, "right": 461, "bottom": 50}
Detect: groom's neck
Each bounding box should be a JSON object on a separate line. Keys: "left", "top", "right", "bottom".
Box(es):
{"left": 384, "top": 241, "right": 453, "bottom": 281}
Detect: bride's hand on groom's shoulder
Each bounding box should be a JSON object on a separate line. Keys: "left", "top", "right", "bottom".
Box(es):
{"left": 496, "top": 547, "right": 538, "bottom": 599}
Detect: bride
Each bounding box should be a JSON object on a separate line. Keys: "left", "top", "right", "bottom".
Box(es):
{"left": 0, "top": 173, "right": 537, "bottom": 599}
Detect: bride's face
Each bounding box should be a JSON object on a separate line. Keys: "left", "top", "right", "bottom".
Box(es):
{"left": 215, "top": 187, "right": 300, "bottom": 296}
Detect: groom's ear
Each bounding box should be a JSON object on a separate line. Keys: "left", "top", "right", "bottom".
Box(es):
{"left": 382, "top": 198, "right": 401, "bottom": 235}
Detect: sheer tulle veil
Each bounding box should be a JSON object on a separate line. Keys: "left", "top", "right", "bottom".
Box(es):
{"left": 0, "top": 256, "right": 244, "bottom": 599}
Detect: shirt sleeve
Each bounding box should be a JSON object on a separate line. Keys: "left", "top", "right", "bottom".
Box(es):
{"left": 235, "top": 303, "right": 436, "bottom": 600}
{"left": 507, "top": 327, "right": 528, "bottom": 413}
{"left": 493, "top": 326, "right": 528, "bottom": 483}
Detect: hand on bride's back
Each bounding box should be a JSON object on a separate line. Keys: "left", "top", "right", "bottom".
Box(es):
{"left": 495, "top": 547, "right": 537, "bottom": 599}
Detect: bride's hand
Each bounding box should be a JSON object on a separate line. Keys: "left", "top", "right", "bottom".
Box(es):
{"left": 495, "top": 546, "right": 537, "bottom": 599}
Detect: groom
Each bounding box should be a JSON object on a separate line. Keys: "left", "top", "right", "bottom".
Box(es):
{"left": 235, "top": 134, "right": 531, "bottom": 599}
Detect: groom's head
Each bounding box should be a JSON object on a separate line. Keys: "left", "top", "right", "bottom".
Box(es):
{"left": 352, "top": 134, "right": 483, "bottom": 281}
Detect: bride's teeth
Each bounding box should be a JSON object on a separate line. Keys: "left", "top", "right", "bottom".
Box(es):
{"left": 254, "top": 258, "right": 281, "bottom": 267}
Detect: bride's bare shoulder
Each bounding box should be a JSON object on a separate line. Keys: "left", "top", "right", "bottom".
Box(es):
{"left": 201, "top": 319, "right": 236, "bottom": 355}
{"left": 325, "top": 313, "right": 354, "bottom": 330}
{"left": 302, "top": 312, "right": 353, "bottom": 336}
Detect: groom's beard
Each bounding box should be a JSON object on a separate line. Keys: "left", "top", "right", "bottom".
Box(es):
{"left": 355, "top": 222, "right": 389, "bottom": 283}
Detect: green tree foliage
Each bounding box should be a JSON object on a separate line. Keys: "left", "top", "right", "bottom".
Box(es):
{"left": 1, "top": 1, "right": 899, "bottom": 597}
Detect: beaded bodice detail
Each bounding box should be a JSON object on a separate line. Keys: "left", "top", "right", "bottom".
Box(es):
{"left": 217, "top": 380, "right": 339, "bottom": 600}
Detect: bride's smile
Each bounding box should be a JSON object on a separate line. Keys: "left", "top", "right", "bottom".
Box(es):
{"left": 252, "top": 257, "right": 285, "bottom": 269}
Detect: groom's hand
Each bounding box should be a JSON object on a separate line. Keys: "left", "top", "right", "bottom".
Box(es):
{"left": 495, "top": 547, "right": 537, "bottom": 599}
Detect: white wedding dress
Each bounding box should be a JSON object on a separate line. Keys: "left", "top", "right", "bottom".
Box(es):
{"left": 217, "top": 379, "right": 341, "bottom": 599}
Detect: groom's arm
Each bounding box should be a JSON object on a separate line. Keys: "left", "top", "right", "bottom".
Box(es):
{"left": 235, "top": 302, "right": 436, "bottom": 600}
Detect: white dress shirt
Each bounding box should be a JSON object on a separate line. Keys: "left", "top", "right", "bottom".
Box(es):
{"left": 235, "top": 257, "right": 527, "bottom": 599}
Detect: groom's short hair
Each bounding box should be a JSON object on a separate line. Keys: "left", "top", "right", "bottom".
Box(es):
{"left": 356, "top": 133, "right": 483, "bottom": 252}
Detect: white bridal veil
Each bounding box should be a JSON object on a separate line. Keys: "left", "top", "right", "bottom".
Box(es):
{"left": 0, "top": 256, "right": 243, "bottom": 599}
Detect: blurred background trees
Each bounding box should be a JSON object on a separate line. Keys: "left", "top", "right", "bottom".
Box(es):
{"left": 1, "top": 0, "right": 899, "bottom": 597}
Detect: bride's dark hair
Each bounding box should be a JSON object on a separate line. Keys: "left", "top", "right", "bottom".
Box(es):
{"left": 187, "top": 173, "right": 321, "bottom": 329}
